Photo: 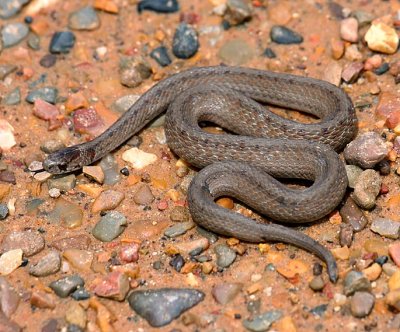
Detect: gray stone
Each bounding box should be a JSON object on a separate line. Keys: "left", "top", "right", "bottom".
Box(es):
{"left": 350, "top": 291, "right": 375, "bottom": 318}
{"left": 119, "top": 56, "right": 152, "bottom": 88}
{"left": 0, "top": 203, "right": 9, "bottom": 220}
{"left": 1, "top": 23, "right": 29, "bottom": 48}
{"left": 224, "top": 0, "right": 252, "bottom": 26}
{"left": 40, "top": 140, "right": 66, "bottom": 154}
{"left": 0, "top": 0, "right": 29, "bottom": 19}
{"left": 352, "top": 169, "right": 381, "bottom": 209}
{"left": 212, "top": 283, "right": 243, "bottom": 304}
{"left": 49, "top": 31, "right": 76, "bottom": 54}
{"left": 218, "top": 38, "right": 254, "bottom": 65}
{"left": 27, "top": 33, "right": 40, "bottom": 50}
{"left": 0, "top": 230, "right": 45, "bottom": 257}
{"left": 344, "top": 132, "right": 389, "bottom": 169}
{"left": 110, "top": 94, "right": 140, "bottom": 114}
{"left": 47, "top": 174, "right": 76, "bottom": 191}
{"left": 68, "top": 6, "right": 100, "bottom": 31}
{"left": 339, "top": 224, "right": 354, "bottom": 247}
{"left": 26, "top": 87, "right": 59, "bottom": 104}
{"left": 344, "top": 270, "right": 371, "bottom": 296}
{"left": 197, "top": 227, "right": 219, "bottom": 244}
{"left": 164, "top": 221, "right": 195, "bottom": 238}
{"left": 172, "top": 23, "right": 199, "bottom": 59}
{"left": 2, "top": 87, "right": 21, "bottom": 105}
{"left": 92, "top": 211, "right": 127, "bottom": 242}
{"left": 345, "top": 165, "right": 363, "bottom": 189}
{"left": 49, "top": 275, "right": 84, "bottom": 298}
{"left": 243, "top": 310, "right": 282, "bottom": 332}
{"left": 99, "top": 154, "right": 121, "bottom": 185}
{"left": 270, "top": 25, "right": 303, "bottom": 44}
{"left": 352, "top": 10, "right": 374, "bottom": 27}
{"left": 215, "top": 244, "right": 236, "bottom": 268}
{"left": 29, "top": 251, "right": 61, "bottom": 277}
{"left": 309, "top": 275, "right": 325, "bottom": 291}
{"left": 371, "top": 218, "right": 400, "bottom": 239}
{"left": 128, "top": 288, "right": 205, "bottom": 327}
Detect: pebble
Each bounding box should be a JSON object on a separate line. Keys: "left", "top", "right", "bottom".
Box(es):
{"left": 50, "top": 234, "right": 91, "bottom": 251}
{"left": 224, "top": 0, "right": 252, "bottom": 26}
{"left": 262, "top": 47, "right": 276, "bottom": 59}
{"left": 352, "top": 169, "right": 382, "bottom": 210}
{"left": 71, "top": 288, "right": 90, "bottom": 301}
{"left": 364, "top": 22, "right": 399, "bottom": 54}
{"left": 169, "top": 254, "right": 184, "bottom": 272}
{"left": 371, "top": 218, "right": 400, "bottom": 239}
{"left": 119, "top": 242, "right": 140, "bottom": 263}
{"left": 0, "top": 171, "right": 15, "bottom": 184}
{"left": 110, "top": 94, "right": 140, "bottom": 114}
{"left": 0, "top": 203, "right": 9, "bottom": 220}
{"left": 323, "top": 61, "right": 342, "bottom": 86}
{"left": 29, "top": 250, "right": 61, "bottom": 277}
{"left": 341, "top": 62, "right": 364, "bottom": 83}
{"left": 0, "top": 64, "right": 17, "bottom": 80}
{"left": 26, "top": 87, "right": 59, "bottom": 104}
{"left": 128, "top": 288, "right": 205, "bottom": 327}
{"left": 389, "top": 242, "right": 400, "bottom": 267}
{"left": 164, "top": 221, "right": 195, "bottom": 238}
{"left": 0, "top": 120, "right": 16, "bottom": 151}
{"left": 339, "top": 224, "right": 353, "bottom": 247}
{"left": 352, "top": 10, "right": 373, "bottom": 27}
{"left": 49, "top": 31, "right": 76, "bottom": 54}
{"left": 197, "top": 227, "right": 219, "bottom": 244}
{"left": 0, "top": 312, "right": 21, "bottom": 332}
{"left": 94, "top": 271, "right": 130, "bottom": 301}
{"left": 345, "top": 165, "right": 363, "bottom": 189}
{"left": 63, "top": 249, "right": 93, "bottom": 271}
{"left": 212, "top": 283, "right": 243, "bottom": 304}
{"left": 364, "top": 54, "right": 383, "bottom": 71}
{"left": 0, "top": 0, "right": 29, "bottom": 19}
{"left": 73, "top": 108, "right": 104, "bottom": 136}
{"left": 0, "top": 249, "right": 22, "bottom": 275}
{"left": 0, "top": 230, "right": 44, "bottom": 256}
{"left": 150, "top": 46, "right": 172, "bottom": 67}
{"left": 270, "top": 25, "right": 303, "bottom": 44}
{"left": 339, "top": 196, "right": 368, "bottom": 232}
{"left": 309, "top": 304, "right": 328, "bottom": 317}
{"left": 30, "top": 291, "right": 56, "bottom": 309}
{"left": 65, "top": 302, "right": 87, "bottom": 329}
{"left": 170, "top": 206, "right": 190, "bottom": 222}
{"left": 0, "top": 277, "right": 20, "bottom": 317}
{"left": 363, "top": 263, "right": 382, "bottom": 281}
{"left": 172, "top": 23, "right": 199, "bottom": 59}
{"left": 350, "top": 291, "right": 375, "bottom": 318}
{"left": 119, "top": 56, "right": 152, "bottom": 88}
{"left": 49, "top": 274, "right": 85, "bottom": 298}
{"left": 2, "top": 87, "right": 21, "bottom": 105}
{"left": 138, "top": 0, "right": 179, "bottom": 13}
{"left": 242, "top": 310, "right": 282, "bottom": 332}
{"left": 48, "top": 174, "right": 76, "bottom": 191}
{"left": 218, "top": 39, "right": 254, "bottom": 65}
{"left": 92, "top": 190, "right": 124, "bottom": 213}
{"left": 331, "top": 39, "right": 344, "bottom": 59}
{"left": 40, "top": 140, "right": 65, "bottom": 153}
{"left": 1, "top": 23, "right": 29, "bottom": 48}
{"left": 122, "top": 147, "right": 157, "bottom": 169}
{"left": 171, "top": 238, "right": 209, "bottom": 256}
{"left": 132, "top": 184, "right": 154, "bottom": 205}
{"left": 343, "top": 270, "right": 371, "bottom": 296}
{"left": 215, "top": 244, "right": 236, "bottom": 268}
{"left": 309, "top": 275, "right": 325, "bottom": 291}
{"left": 82, "top": 166, "right": 104, "bottom": 184}
{"left": 47, "top": 198, "right": 83, "bottom": 228}
{"left": 364, "top": 238, "right": 388, "bottom": 257}
{"left": 27, "top": 32, "right": 40, "bottom": 50}
{"left": 340, "top": 17, "right": 358, "bottom": 42}
{"left": 39, "top": 54, "right": 57, "bottom": 69}
{"left": 68, "top": 6, "right": 100, "bottom": 30}
{"left": 386, "top": 289, "right": 400, "bottom": 311}
{"left": 92, "top": 211, "right": 127, "bottom": 242}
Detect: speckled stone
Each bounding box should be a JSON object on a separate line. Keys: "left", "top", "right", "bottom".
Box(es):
{"left": 371, "top": 218, "right": 400, "bottom": 239}
{"left": 172, "top": 23, "right": 199, "bottom": 59}
{"left": 49, "top": 275, "right": 84, "bottom": 298}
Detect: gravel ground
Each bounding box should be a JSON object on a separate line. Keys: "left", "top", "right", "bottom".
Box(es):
{"left": 1, "top": 0, "right": 400, "bottom": 331}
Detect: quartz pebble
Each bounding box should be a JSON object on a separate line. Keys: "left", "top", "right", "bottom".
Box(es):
{"left": 0, "top": 249, "right": 23, "bottom": 275}
{"left": 371, "top": 218, "right": 400, "bottom": 239}
{"left": 83, "top": 166, "right": 104, "bottom": 184}
{"left": 92, "top": 190, "right": 124, "bottom": 213}
{"left": 172, "top": 23, "right": 199, "bottom": 59}
{"left": 364, "top": 22, "right": 399, "bottom": 54}
{"left": 119, "top": 243, "right": 140, "bottom": 263}
{"left": 341, "top": 62, "right": 363, "bottom": 83}
{"left": 128, "top": 288, "right": 205, "bottom": 327}
{"left": 29, "top": 251, "right": 61, "bottom": 277}
{"left": 63, "top": 249, "right": 93, "bottom": 271}
{"left": 122, "top": 147, "right": 157, "bottom": 169}
{"left": 212, "top": 283, "right": 243, "bottom": 304}
{"left": 92, "top": 211, "right": 127, "bottom": 242}
{"left": 340, "top": 17, "right": 358, "bottom": 42}
{"left": 0, "top": 120, "right": 16, "bottom": 151}
{"left": 350, "top": 291, "right": 375, "bottom": 318}
{"left": 352, "top": 169, "right": 381, "bottom": 210}
{"left": 0, "top": 230, "right": 44, "bottom": 257}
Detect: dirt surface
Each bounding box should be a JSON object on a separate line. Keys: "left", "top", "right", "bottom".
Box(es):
{"left": 1, "top": 0, "right": 400, "bottom": 331}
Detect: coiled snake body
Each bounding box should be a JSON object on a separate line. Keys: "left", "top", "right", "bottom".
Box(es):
{"left": 43, "top": 66, "right": 357, "bottom": 282}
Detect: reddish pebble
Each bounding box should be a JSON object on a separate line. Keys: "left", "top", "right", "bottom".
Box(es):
{"left": 119, "top": 243, "right": 140, "bottom": 263}
{"left": 180, "top": 12, "right": 200, "bottom": 24}
{"left": 93, "top": 271, "right": 130, "bottom": 301}
{"left": 385, "top": 112, "right": 400, "bottom": 129}
{"left": 161, "top": 151, "right": 171, "bottom": 161}
{"left": 73, "top": 108, "right": 105, "bottom": 136}
{"left": 364, "top": 55, "right": 383, "bottom": 71}
{"left": 33, "top": 99, "right": 59, "bottom": 121}
{"left": 157, "top": 200, "right": 168, "bottom": 210}
{"left": 389, "top": 243, "right": 400, "bottom": 267}
{"left": 380, "top": 184, "right": 389, "bottom": 195}
{"left": 323, "top": 283, "right": 334, "bottom": 299}
{"left": 174, "top": 200, "right": 187, "bottom": 207}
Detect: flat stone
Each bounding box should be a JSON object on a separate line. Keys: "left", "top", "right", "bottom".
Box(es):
{"left": 371, "top": 218, "right": 400, "bottom": 239}
{"left": 99, "top": 154, "right": 121, "bottom": 185}
{"left": 0, "top": 249, "right": 22, "bottom": 275}
{"left": 172, "top": 23, "right": 199, "bottom": 59}
{"left": 92, "top": 190, "right": 124, "bottom": 213}
{"left": 83, "top": 166, "right": 104, "bottom": 184}
{"left": 68, "top": 6, "right": 100, "bottom": 31}
{"left": 344, "top": 270, "right": 371, "bottom": 296}
{"left": 212, "top": 283, "right": 243, "bottom": 305}
{"left": 0, "top": 230, "right": 45, "bottom": 257}
{"left": 270, "top": 25, "right": 303, "bottom": 44}
{"left": 40, "top": 140, "right": 65, "bottom": 154}
{"left": 218, "top": 38, "right": 254, "bottom": 65}
{"left": 164, "top": 221, "right": 195, "bottom": 238}
{"left": 0, "top": 277, "right": 20, "bottom": 317}
{"left": 243, "top": 310, "right": 282, "bottom": 332}
{"left": 29, "top": 251, "right": 61, "bottom": 277}
{"left": 30, "top": 291, "right": 56, "bottom": 309}
{"left": 323, "top": 61, "right": 342, "bottom": 86}
{"left": 215, "top": 244, "right": 236, "bottom": 268}
{"left": 47, "top": 198, "right": 83, "bottom": 229}
{"left": 92, "top": 211, "right": 127, "bottom": 242}
{"left": 94, "top": 271, "right": 130, "bottom": 301}
{"left": 341, "top": 61, "right": 364, "bottom": 83}
{"left": 26, "top": 87, "right": 59, "bottom": 104}
{"left": 365, "top": 22, "right": 399, "bottom": 54}
{"left": 49, "top": 275, "right": 84, "bottom": 298}
{"left": 128, "top": 288, "right": 204, "bottom": 327}
{"left": 1, "top": 23, "right": 29, "bottom": 48}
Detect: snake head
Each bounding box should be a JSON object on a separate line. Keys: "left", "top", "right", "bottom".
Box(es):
{"left": 43, "top": 146, "right": 90, "bottom": 174}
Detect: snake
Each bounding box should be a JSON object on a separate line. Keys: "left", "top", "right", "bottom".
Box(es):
{"left": 43, "top": 66, "right": 357, "bottom": 282}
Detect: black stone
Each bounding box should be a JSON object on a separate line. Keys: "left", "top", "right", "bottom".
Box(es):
{"left": 40, "top": 54, "right": 57, "bottom": 68}
{"left": 138, "top": 0, "right": 179, "bottom": 13}
{"left": 376, "top": 159, "right": 390, "bottom": 175}
{"left": 374, "top": 255, "right": 389, "bottom": 266}
{"left": 70, "top": 288, "right": 90, "bottom": 300}
{"left": 0, "top": 203, "right": 9, "bottom": 220}
{"left": 24, "top": 16, "right": 33, "bottom": 24}
{"left": 263, "top": 47, "right": 276, "bottom": 58}
{"left": 313, "top": 262, "right": 323, "bottom": 276}
{"left": 150, "top": 46, "right": 172, "bottom": 67}
{"left": 49, "top": 275, "right": 84, "bottom": 298}
{"left": 172, "top": 23, "right": 199, "bottom": 59}
{"left": 374, "top": 63, "right": 389, "bottom": 76}
{"left": 169, "top": 254, "right": 185, "bottom": 272}
{"left": 128, "top": 288, "right": 205, "bottom": 327}
{"left": 270, "top": 25, "right": 303, "bottom": 44}
{"left": 120, "top": 167, "right": 130, "bottom": 176}
{"left": 49, "top": 31, "right": 76, "bottom": 54}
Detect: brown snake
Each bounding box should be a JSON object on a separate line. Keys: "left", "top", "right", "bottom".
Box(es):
{"left": 43, "top": 66, "right": 357, "bottom": 282}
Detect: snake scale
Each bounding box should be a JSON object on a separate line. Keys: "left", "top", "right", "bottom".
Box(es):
{"left": 43, "top": 66, "right": 357, "bottom": 282}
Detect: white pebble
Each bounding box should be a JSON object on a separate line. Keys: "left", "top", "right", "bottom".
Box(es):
{"left": 0, "top": 249, "right": 23, "bottom": 275}
{"left": 48, "top": 188, "right": 61, "bottom": 198}
{"left": 122, "top": 147, "right": 157, "bottom": 170}
{"left": 0, "top": 120, "right": 16, "bottom": 151}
